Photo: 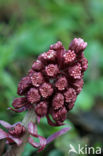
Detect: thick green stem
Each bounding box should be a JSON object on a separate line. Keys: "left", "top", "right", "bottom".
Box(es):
{"left": 4, "top": 110, "right": 36, "bottom": 156}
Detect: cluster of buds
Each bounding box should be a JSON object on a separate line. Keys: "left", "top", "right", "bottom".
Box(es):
{"left": 0, "top": 120, "right": 25, "bottom": 145}
{"left": 11, "top": 38, "right": 88, "bottom": 126}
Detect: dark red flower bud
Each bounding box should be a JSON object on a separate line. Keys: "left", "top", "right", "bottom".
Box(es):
{"left": 31, "top": 72, "right": 44, "bottom": 87}
{"left": 17, "top": 77, "right": 31, "bottom": 95}
{"left": 32, "top": 60, "right": 43, "bottom": 71}
{"left": 55, "top": 76, "right": 68, "bottom": 91}
{"left": 52, "top": 107, "right": 67, "bottom": 122}
{"left": 80, "top": 57, "right": 88, "bottom": 72}
{"left": 64, "top": 88, "right": 76, "bottom": 103}
{"left": 40, "top": 50, "right": 56, "bottom": 62}
{"left": 52, "top": 93, "right": 64, "bottom": 110}
{"left": 63, "top": 50, "right": 76, "bottom": 64}
{"left": 12, "top": 97, "right": 28, "bottom": 109}
{"left": 39, "top": 83, "right": 53, "bottom": 98}
{"left": 50, "top": 41, "right": 63, "bottom": 50}
{"left": 68, "top": 63, "right": 82, "bottom": 79}
{"left": 27, "top": 88, "right": 40, "bottom": 104}
{"left": 45, "top": 64, "right": 59, "bottom": 77}
{"left": 69, "top": 38, "right": 87, "bottom": 53}
{"left": 72, "top": 79, "right": 84, "bottom": 95}
{"left": 9, "top": 123, "right": 25, "bottom": 137}
{"left": 35, "top": 101, "right": 48, "bottom": 117}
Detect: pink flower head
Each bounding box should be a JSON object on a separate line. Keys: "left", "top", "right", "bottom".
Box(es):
{"left": 55, "top": 76, "right": 68, "bottom": 91}
{"left": 17, "top": 77, "right": 31, "bottom": 95}
{"left": 68, "top": 63, "right": 82, "bottom": 79}
{"left": 63, "top": 50, "right": 76, "bottom": 64}
{"left": 40, "top": 50, "right": 56, "bottom": 62}
{"left": 12, "top": 97, "right": 28, "bottom": 109}
{"left": 35, "top": 101, "right": 48, "bottom": 117}
{"left": 39, "top": 82, "right": 53, "bottom": 98}
{"left": 45, "top": 64, "right": 59, "bottom": 77}
{"left": 79, "top": 54, "right": 88, "bottom": 72}
{"left": 0, "top": 120, "right": 25, "bottom": 145}
{"left": 31, "top": 72, "right": 44, "bottom": 87}
{"left": 52, "top": 93, "right": 64, "bottom": 110}
{"left": 52, "top": 107, "right": 67, "bottom": 123}
{"left": 32, "top": 60, "right": 43, "bottom": 71}
{"left": 11, "top": 38, "right": 88, "bottom": 126}
{"left": 64, "top": 88, "right": 76, "bottom": 103}
{"left": 69, "top": 38, "right": 87, "bottom": 53}
{"left": 72, "top": 79, "right": 84, "bottom": 95}
{"left": 50, "top": 41, "right": 63, "bottom": 50}
{"left": 27, "top": 88, "right": 40, "bottom": 104}
{"left": 8, "top": 123, "right": 25, "bottom": 137}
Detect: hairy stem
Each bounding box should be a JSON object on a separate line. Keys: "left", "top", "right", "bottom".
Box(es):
{"left": 4, "top": 110, "right": 36, "bottom": 156}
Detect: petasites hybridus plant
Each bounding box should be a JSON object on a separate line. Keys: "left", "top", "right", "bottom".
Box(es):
{"left": 0, "top": 38, "right": 88, "bottom": 156}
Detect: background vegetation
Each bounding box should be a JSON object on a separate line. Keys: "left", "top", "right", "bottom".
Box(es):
{"left": 0, "top": 0, "right": 103, "bottom": 155}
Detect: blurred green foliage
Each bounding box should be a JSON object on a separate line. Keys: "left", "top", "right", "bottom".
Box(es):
{"left": 0, "top": 0, "right": 103, "bottom": 155}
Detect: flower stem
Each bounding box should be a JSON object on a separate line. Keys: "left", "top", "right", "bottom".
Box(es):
{"left": 4, "top": 109, "right": 36, "bottom": 156}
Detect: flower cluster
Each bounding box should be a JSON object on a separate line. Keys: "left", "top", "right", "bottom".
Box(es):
{"left": 11, "top": 38, "right": 88, "bottom": 126}
{"left": 0, "top": 38, "right": 88, "bottom": 154}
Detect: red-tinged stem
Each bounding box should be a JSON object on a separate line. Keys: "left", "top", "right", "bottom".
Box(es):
{"left": 4, "top": 110, "right": 36, "bottom": 156}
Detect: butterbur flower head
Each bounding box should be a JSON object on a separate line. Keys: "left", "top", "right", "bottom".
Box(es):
{"left": 9, "top": 123, "right": 25, "bottom": 137}
{"left": 69, "top": 38, "right": 87, "bottom": 53}
{"left": 72, "top": 79, "right": 84, "bottom": 95}
{"left": 45, "top": 64, "right": 59, "bottom": 77}
{"left": 12, "top": 97, "right": 28, "bottom": 109}
{"left": 68, "top": 63, "right": 82, "bottom": 79}
{"left": 52, "top": 93, "right": 64, "bottom": 110}
{"left": 31, "top": 72, "right": 44, "bottom": 87}
{"left": 17, "top": 77, "right": 31, "bottom": 95}
{"left": 52, "top": 107, "right": 67, "bottom": 122}
{"left": 64, "top": 88, "right": 76, "bottom": 103}
{"left": 39, "top": 83, "right": 53, "bottom": 98}
{"left": 50, "top": 41, "right": 63, "bottom": 50}
{"left": 55, "top": 76, "right": 68, "bottom": 91}
{"left": 35, "top": 101, "right": 48, "bottom": 117}
{"left": 2, "top": 38, "right": 88, "bottom": 152}
{"left": 27, "top": 88, "right": 40, "bottom": 104}
{"left": 11, "top": 38, "right": 88, "bottom": 126}
{"left": 32, "top": 60, "right": 43, "bottom": 71}
{"left": 41, "top": 50, "right": 56, "bottom": 62}
{"left": 63, "top": 50, "right": 76, "bottom": 64}
{"left": 0, "top": 121, "right": 25, "bottom": 145}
